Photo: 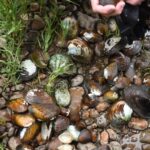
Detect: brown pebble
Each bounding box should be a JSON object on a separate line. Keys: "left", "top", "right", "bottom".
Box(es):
{"left": 89, "top": 109, "right": 99, "bottom": 118}
{"left": 81, "top": 110, "right": 90, "bottom": 120}
{"left": 78, "top": 129, "right": 92, "bottom": 143}
{"left": 100, "top": 130, "right": 109, "bottom": 145}
{"left": 128, "top": 117, "right": 148, "bottom": 130}
{"left": 96, "top": 102, "right": 110, "bottom": 112}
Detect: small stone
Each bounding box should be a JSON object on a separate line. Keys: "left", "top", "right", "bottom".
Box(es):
{"left": 85, "top": 118, "right": 94, "bottom": 126}
{"left": 16, "top": 144, "right": 33, "bottom": 150}
{"left": 69, "top": 87, "right": 84, "bottom": 122}
{"left": 71, "top": 75, "right": 84, "bottom": 86}
{"left": 81, "top": 111, "right": 90, "bottom": 120}
{"left": 100, "top": 130, "right": 109, "bottom": 145}
{"left": 77, "top": 142, "right": 97, "bottom": 150}
{"left": 78, "top": 129, "right": 92, "bottom": 143}
{"left": 48, "top": 137, "right": 62, "bottom": 150}
{"left": 140, "top": 129, "right": 150, "bottom": 144}
{"left": 57, "top": 144, "right": 74, "bottom": 150}
{"left": 89, "top": 109, "right": 99, "bottom": 118}
{"left": 35, "top": 145, "right": 47, "bottom": 150}
{"left": 67, "top": 125, "right": 80, "bottom": 141}
{"left": 107, "top": 129, "right": 119, "bottom": 141}
{"left": 96, "top": 102, "right": 110, "bottom": 112}
{"left": 96, "top": 113, "right": 109, "bottom": 128}
{"left": 58, "top": 131, "right": 74, "bottom": 144}
{"left": 0, "top": 125, "right": 6, "bottom": 135}
{"left": 109, "top": 141, "right": 122, "bottom": 150}
{"left": 0, "top": 97, "right": 6, "bottom": 109}
{"left": 8, "top": 137, "right": 21, "bottom": 150}
{"left": 8, "top": 127, "right": 15, "bottom": 137}
{"left": 128, "top": 117, "right": 148, "bottom": 130}
{"left": 15, "top": 84, "right": 24, "bottom": 91}
{"left": 142, "top": 144, "right": 150, "bottom": 150}
{"left": 54, "top": 116, "right": 70, "bottom": 133}
{"left": 30, "top": 2, "right": 40, "bottom": 12}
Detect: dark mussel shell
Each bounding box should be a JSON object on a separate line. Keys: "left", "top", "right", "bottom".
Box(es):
{"left": 124, "top": 85, "right": 150, "bottom": 118}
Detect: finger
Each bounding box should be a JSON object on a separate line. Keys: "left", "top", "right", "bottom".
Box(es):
{"left": 126, "top": 0, "right": 144, "bottom": 5}
{"left": 110, "top": 1, "right": 125, "bottom": 16}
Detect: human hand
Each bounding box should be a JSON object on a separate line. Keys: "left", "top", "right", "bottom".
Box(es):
{"left": 125, "top": 0, "right": 144, "bottom": 5}
{"left": 91, "top": 0, "right": 125, "bottom": 17}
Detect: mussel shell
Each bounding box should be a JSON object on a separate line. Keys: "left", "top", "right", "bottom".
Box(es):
{"left": 55, "top": 80, "right": 71, "bottom": 107}
{"left": 29, "top": 103, "right": 60, "bottom": 121}
{"left": 110, "top": 53, "right": 130, "bottom": 71}
{"left": 124, "top": 85, "right": 150, "bottom": 118}
{"left": 107, "top": 101, "right": 133, "bottom": 127}
{"left": 104, "top": 37, "right": 125, "bottom": 56}
{"left": 124, "top": 40, "right": 142, "bottom": 56}
{"left": 68, "top": 38, "right": 93, "bottom": 63}
{"left": 41, "top": 122, "right": 52, "bottom": 140}
{"left": 13, "top": 114, "right": 35, "bottom": 127}
{"left": 20, "top": 123, "right": 40, "bottom": 142}
{"left": 7, "top": 98, "right": 28, "bottom": 113}
{"left": 19, "top": 59, "right": 37, "bottom": 82}
{"left": 49, "top": 54, "right": 77, "bottom": 76}
{"left": 30, "top": 49, "right": 49, "bottom": 68}
{"left": 25, "top": 89, "right": 53, "bottom": 105}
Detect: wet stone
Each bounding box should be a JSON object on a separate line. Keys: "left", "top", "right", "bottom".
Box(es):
{"left": 15, "top": 84, "right": 24, "bottom": 91}
{"left": 140, "top": 129, "right": 150, "bottom": 144}
{"left": 142, "top": 144, "right": 150, "bottom": 150}
{"left": 71, "top": 75, "right": 84, "bottom": 86}
{"left": 8, "top": 137, "right": 21, "bottom": 150}
{"left": 77, "top": 142, "right": 97, "bottom": 150}
{"left": 0, "top": 97, "right": 6, "bottom": 109}
{"left": 69, "top": 87, "right": 85, "bottom": 122}
{"left": 96, "top": 101, "right": 110, "bottom": 112}
{"left": 128, "top": 117, "right": 149, "bottom": 130}
{"left": 107, "top": 128, "right": 119, "bottom": 141}
{"left": 96, "top": 113, "right": 109, "bottom": 128}
{"left": 109, "top": 141, "right": 122, "bottom": 150}
{"left": 100, "top": 130, "right": 109, "bottom": 145}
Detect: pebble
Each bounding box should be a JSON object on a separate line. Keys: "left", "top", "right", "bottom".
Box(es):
{"left": 128, "top": 117, "right": 148, "bottom": 130}
{"left": 140, "top": 129, "right": 150, "bottom": 144}
{"left": 8, "top": 127, "right": 15, "bottom": 137}
{"left": 107, "top": 129, "right": 119, "bottom": 141}
{"left": 96, "top": 113, "right": 109, "bottom": 128}
{"left": 54, "top": 116, "right": 70, "bottom": 133}
{"left": 142, "top": 144, "right": 150, "bottom": 150}
{"left": 77, "top": 142, "right": 97, "bottom": 150}
{"left": 78, "top": 129, "right": 92, "bottom": 143}
{"left": 15, "top": 84, "right": 24, "bottom": 91}
{"left": 69, "top": 87, "right": 85, "bottom": 122}
{"left": 58, "top": 131, "right": 74, "bottom": 144}
{"left": 0, "top": 125, "right": 6, "bottom": 135}
{"left": 8, "top": 137, "right": 21, "bottom": 150}
{"left": 71, "top": 75, "right": 84, "bottom": 86}
{"left": 57, "top": 144, "right": 74, "bottom": 150}
{"left": 16, "top": 144, "right": 33, "bottom": 150}
{"left": 48, "top": 137, "right": 62, "bottom": 150}
{"left": 100, "top": 130, "right": 109, "bottom": 145}
{"left": 89, "top": 109, "right": 99, "bottom": 118}
{"left": 0, "top": 97, "right": 6, "bottom": 109}
{"left": 81, "top": 110, "right": 90, "bottom": 120}
{"left": 109, "top": 141, "right": 122, "bottom": 150}
{"left": 96, "top": 102, "right": 110, "bottom": 112}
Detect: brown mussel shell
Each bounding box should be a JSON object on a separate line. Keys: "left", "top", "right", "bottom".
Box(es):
{"left": 124, "top": 85, "right": 150, "bottom": 118}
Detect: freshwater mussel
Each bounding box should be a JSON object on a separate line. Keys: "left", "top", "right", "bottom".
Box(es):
{"left": 124, "top": 85, "right": 150, "bottom": 118}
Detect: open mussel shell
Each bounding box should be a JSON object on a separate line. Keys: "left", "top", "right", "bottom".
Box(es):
{"left": 67, "top": 38, "right": 93, "bottom": 63}
{"left": 124, "top": 40, "right": 142, "bottom": 56}
{"left": 110, "top": 53, "right": 130, "bottom": 72}
{"left": 7, "top": 98, "right": 28, "bottom": 113}
{"left": 19, "top": 59, "right": 37, "bottom": 82}
{"left": 41, "top": 122, "right": 52, "bottom": 141}
{"left": 13, "top": 114, "right": 35, "bottom": 127}
{"left": 49, "top": 54, "right": 77, "bottom": 76}
{"left": 124, "top": 85, "right": 150, "bottom": 118}
{"left": 30, "top": 49, "right": 49, "bottom": 68}
{"left": 55, "top": 80, "right": 70, "bottom": 107}
{"left": 107, "top": 101, "right": 133, "bottom": 127}
{"left": 104, "top": 62, "right": 118, "bottom": 81}
{"left": 20, "top": 123, "right": 40, "bottom": 142}
{"left": 29, "top": 103, "right": 60, "bottom": 121}
{"left": 104, "top": 37, "right": 122, "bottom": 55}
{"left": 81, "top": 30, "right": 101, "bottom": 43}
{"left": 25, "top": 89, "right": 53, "bottom": 105}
